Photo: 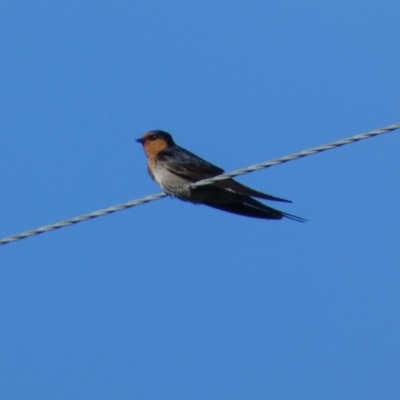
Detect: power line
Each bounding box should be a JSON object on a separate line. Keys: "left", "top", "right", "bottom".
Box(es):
{"left": 191, "top": 122, "right": 400, "bottom": 187}
{"left": 1, "top": 122, "right": 399, "bottom": 247}
{"left": 0, "top": 193, "right": 167, "bottom": 246}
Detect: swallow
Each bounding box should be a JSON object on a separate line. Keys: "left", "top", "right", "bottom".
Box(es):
{"left": 136, "top": 130, "right": 306, "bottom": 222}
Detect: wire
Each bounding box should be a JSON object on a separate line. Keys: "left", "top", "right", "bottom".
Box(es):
{"left": 191, "top": 122, "right": 400, "bottom": 187}
{"left": 1, "top": 122, "right": 399, "bottom": 247}
{"left": 0, "top": 193, "right": 167, "bottom": 246}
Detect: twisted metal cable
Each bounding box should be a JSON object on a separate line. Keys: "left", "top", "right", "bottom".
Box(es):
{"left": 191, "top": 122, "right": 400, "bottom": 187}
{"left": 1, "top": 122, "right": 399, "bottom": 247}
{"left": 0, "top": 193, "right": 167, "bottom": 246}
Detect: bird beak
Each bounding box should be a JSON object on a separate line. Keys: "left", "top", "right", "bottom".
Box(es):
{"left": 136, "top": 138, "right": 144, "bottom": 144}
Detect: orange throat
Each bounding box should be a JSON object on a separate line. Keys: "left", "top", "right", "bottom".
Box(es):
{"left": 143, "top": 138, "right": 168, "bottom": 159}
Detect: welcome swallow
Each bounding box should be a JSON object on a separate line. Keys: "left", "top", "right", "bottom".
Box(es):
{"left": 136, "top": 130, "right": 305, "bottom": 222}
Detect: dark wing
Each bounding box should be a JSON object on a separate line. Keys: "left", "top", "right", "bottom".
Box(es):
{"left": 213, "top": 179, "right": 292, "bottom": 203}
{"left": 205, "top": 202, "right": 283, "bottom": 220}
{"left": 205, "top": 196, "right": 306, "bottom": 222}
{"left": 242, "top": 196, "right": 307, "bottom": 222}
{"left": 158, "top": 146, "right": 292, "bottom": 203}
{"left": 157, "top": 146, "right": 224, "bottom": 181}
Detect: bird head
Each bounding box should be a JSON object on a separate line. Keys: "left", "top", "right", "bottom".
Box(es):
{"left": 136, "top": 130, "right": 175, "bottom": 157}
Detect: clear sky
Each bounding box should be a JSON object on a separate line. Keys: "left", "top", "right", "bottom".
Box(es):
{"left": 1, "top": 1, "right": 400, "bottom": 399}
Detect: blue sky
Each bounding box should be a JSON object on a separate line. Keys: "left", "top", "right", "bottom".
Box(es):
{"left": 1, "top": 1, "right": 400, "bottom": 399}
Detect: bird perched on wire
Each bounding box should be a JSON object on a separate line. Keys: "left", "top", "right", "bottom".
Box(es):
{"left": 136, "top": 130, "right": 305, "bottom": 222}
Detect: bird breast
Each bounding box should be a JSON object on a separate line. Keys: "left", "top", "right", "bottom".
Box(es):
{"left": 151, "top": 161, "right": 193, "bottom": 199}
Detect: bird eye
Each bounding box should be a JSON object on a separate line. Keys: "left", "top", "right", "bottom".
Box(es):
{"left": 151, "top": 134, "right": 158, "bottom": 140}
